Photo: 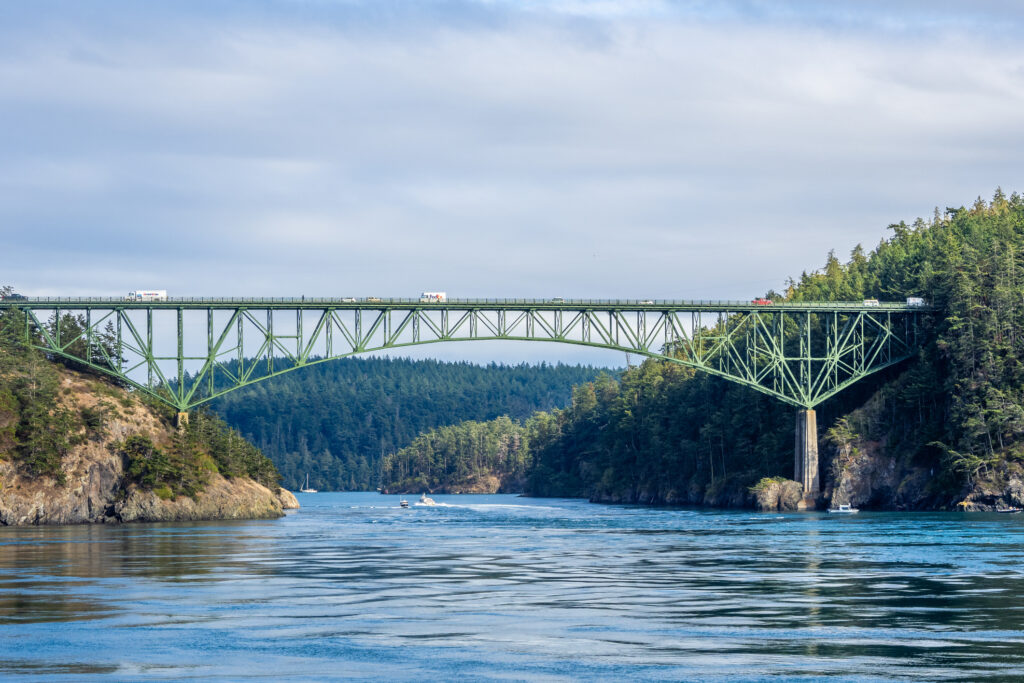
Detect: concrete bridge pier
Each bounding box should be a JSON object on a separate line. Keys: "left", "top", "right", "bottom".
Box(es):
{"left": 795, "top": 409, "right": 820, "bottom": 510}
{"left": 176, "top": 412, "right": 189, "bottom": 428}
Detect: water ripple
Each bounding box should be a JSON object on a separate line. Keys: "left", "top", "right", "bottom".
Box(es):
{"left": 3, "top": 493, "right": 1024, "bottom": 680}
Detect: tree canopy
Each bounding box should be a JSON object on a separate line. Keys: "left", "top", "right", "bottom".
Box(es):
{"left": 210, "top": 357, "right": 610, "bottom": 491}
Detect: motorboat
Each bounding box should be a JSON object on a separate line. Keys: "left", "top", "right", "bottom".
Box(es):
{"left": 418, "top": 493, "right": 438, "bottom": 506}
{"left": 399, "top": 499, "right": 409, "bottom": 508}
{"left": 828, "top": 504, "right": 859, "bottom": 514}
{"left": 996, "top": 506, "right": 1022, "bottom": 513}
{"left": 299, "top": 473, "right": 317, "bottom": 494}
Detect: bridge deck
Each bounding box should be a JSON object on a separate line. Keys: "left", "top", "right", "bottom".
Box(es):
{"left": 0, "top": 297, "right": 932, "bottom": 312}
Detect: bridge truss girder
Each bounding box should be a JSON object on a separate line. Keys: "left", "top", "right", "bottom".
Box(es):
{"left": 0, "top": 303, "right": 924, "bottom": 412}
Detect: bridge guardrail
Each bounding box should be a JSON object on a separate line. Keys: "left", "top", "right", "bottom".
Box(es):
{"left": 1, "top": 297, "right": 928, "bottom": 309}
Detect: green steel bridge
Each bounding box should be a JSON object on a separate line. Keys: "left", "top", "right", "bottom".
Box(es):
{"left": 0, "top": 296, "right": 934, "bottom": 505}
{"left": 0, "top": 296, "right": 930, "bottom": 410}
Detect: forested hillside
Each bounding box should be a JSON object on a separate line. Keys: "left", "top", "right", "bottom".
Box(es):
{"left": 380, "top": 416, "right": 530, "bottom": 493}
{"left": 210, "top": 358, "right": 609, "bottom": 491}
{"left": 528, "top": 189, "right": 1024, "bottom": 508}
{"left": 382, "top": 190, "right": 1024, "bottom": 510}
{"left": 1, "top": 300, "right": 284, "bottom": 524}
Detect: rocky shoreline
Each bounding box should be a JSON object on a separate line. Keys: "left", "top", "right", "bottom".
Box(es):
{"left": 582, "top": 426, "right": 1022, "bottom": 512}
{"left": 1, "top": 371, "right": 299, "bottom": 527}
{"left": 0, "top": 434, "right": 299, "bottom": 525}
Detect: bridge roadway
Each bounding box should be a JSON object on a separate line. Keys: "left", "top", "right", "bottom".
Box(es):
{"left": 0, "top": 296, "right": 929, "bottom": 312}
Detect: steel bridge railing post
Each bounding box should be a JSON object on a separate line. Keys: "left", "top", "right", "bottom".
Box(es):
{"left": 267, "top": 309, "right": 274, "bottom": 374}
{"left": 237, "top": 310, "right": 244, "bottom": 382}
{"left": 147, "top": 308, "right": 153, "bottom": 389}
{"left": 85, "top": 308, "right": 92, "bottom": 364}
{"left": 117, "top": 310, "right": 123, "bottom": 375}
{"left": 208, "top": 308, "right": 215, "bottom": 398}
{"left": 177, "top": 307, "right": 184, "bottom": 406}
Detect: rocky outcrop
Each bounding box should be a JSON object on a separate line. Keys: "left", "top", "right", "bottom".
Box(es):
{"left": 116, "top": 476, "right": 283, "bottom": 523}
{"left": 956, "top": 462, "right": 1024, "bottom": 511}
{"left": 277, "top": 487, "right": 300, "bottom": 509}
{"left": 829, "top": 436, "right": 896, "bottom": 508}
{"left": 750, "top": 478, "right": 804, "bottom": 511}
{"left": 0, "top": 436, "right": 123, "bottom": 525}
{"left": 821, "top": 410, "right": 942, "bottom": 510}
{"left": 0, "top": 370, "right": 293, "bottom": 526}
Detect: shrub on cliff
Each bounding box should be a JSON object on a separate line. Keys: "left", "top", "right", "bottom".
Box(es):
{"left": 116, "top": 413, "right": 281, "bottom": 499}
{"left": 119, "top": 434, "right": 208, "bottom": 498}
{"left": 0, "top": 306, "right": 77, "bottom": 482}
{"left": 182, "top": 410, "right": 281, "bottom": 490}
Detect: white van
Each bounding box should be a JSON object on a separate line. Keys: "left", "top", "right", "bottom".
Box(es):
{"left": 126, "top": 290, "right": 168, "bottom": 301}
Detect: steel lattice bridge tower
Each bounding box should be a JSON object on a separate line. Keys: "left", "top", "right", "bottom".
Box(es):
{"left": 0, "top": 297, "right": 932, "bottom": 506}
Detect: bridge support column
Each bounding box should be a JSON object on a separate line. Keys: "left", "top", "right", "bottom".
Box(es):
{"left": 795, "top": 409, "right": 819, "bottom": 510}
{"left": 176, "top": 412, "right": 189, "bottom": 428}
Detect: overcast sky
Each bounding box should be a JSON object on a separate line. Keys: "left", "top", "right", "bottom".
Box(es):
{"left": 2, "top": 0, "right": 1023, "bottom": 365}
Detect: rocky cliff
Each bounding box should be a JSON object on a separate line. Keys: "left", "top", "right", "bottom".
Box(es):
{"left": 819, "top": 387, "right": 1024, "bottom": 511}
{"left": 0, "top": 369, "right": 296, "bottom": 526}
{"left": 821, "top": 431, "right": 1024, "bottom": 511}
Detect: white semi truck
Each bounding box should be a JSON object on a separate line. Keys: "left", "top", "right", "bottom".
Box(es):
{"left": 126, "top": 290, "right": 168, "bottom": 301}
{"left": 419, "top": 292, "right": 447, "bottom": 303}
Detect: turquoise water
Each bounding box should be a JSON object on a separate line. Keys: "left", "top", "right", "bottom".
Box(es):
{"left": 2, "top": 493, "right": 1024, "bottom": 681}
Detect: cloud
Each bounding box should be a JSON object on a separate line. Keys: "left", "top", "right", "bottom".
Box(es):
{"left": 1, "top": 1, "right": 1023, "bottom": 362}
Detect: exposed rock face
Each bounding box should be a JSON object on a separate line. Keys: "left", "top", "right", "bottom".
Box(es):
{"left": 957, "top": 462, "right": 1024, "bottom": 511}
{"left": 830, "top": 437, "right": 897, "bottom": 508}
{"left": 277, "top": 488, "right": 300, "bottom": 509}
{"left": 751, "top": 478, "right": 803, "bottom": 511}
{"left": 0, "top": 371, "right": 292, "bottom": 526}
{"left": 822, "top": 428, "right": 938, "bottom": 510}
{"left": 116, "top": 476, "right": 283, "bottom": 523}
{"left": 0, "top": 436, "right": 123, "bottom": 525}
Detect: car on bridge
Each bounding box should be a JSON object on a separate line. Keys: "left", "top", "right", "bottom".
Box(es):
{"left": 752, "top": 298, "right": 773, "bottom": 305}
{"left": 0, "top": 292, "right": 26, "bottom": 300}
{"left": 863, "top": 299, "right": 880, "bottom": 306}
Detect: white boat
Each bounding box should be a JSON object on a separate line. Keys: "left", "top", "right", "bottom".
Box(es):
{"left": 299, "top": 474, "right": 318, "bottom": 494}
{"left": 399, "top": 499, "right": 409, "bottom": 508}
{"left": 418, "top": 493, "right": 437, "bottom": 506}
{"left": 828, "top": 503, "right": 858, "bottom": 514}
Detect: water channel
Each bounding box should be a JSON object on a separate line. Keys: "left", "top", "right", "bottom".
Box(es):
{"left": 2, "top": 493, "right": 1024, "bottom": 680}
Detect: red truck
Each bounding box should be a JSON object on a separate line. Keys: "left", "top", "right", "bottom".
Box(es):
{"left": 752, "top": 298, "right": 773, "bottom": 305}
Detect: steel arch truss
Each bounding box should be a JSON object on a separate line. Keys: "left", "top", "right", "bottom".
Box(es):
{"left": 0, "top": 303, "right": 925, "bottom": 411}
